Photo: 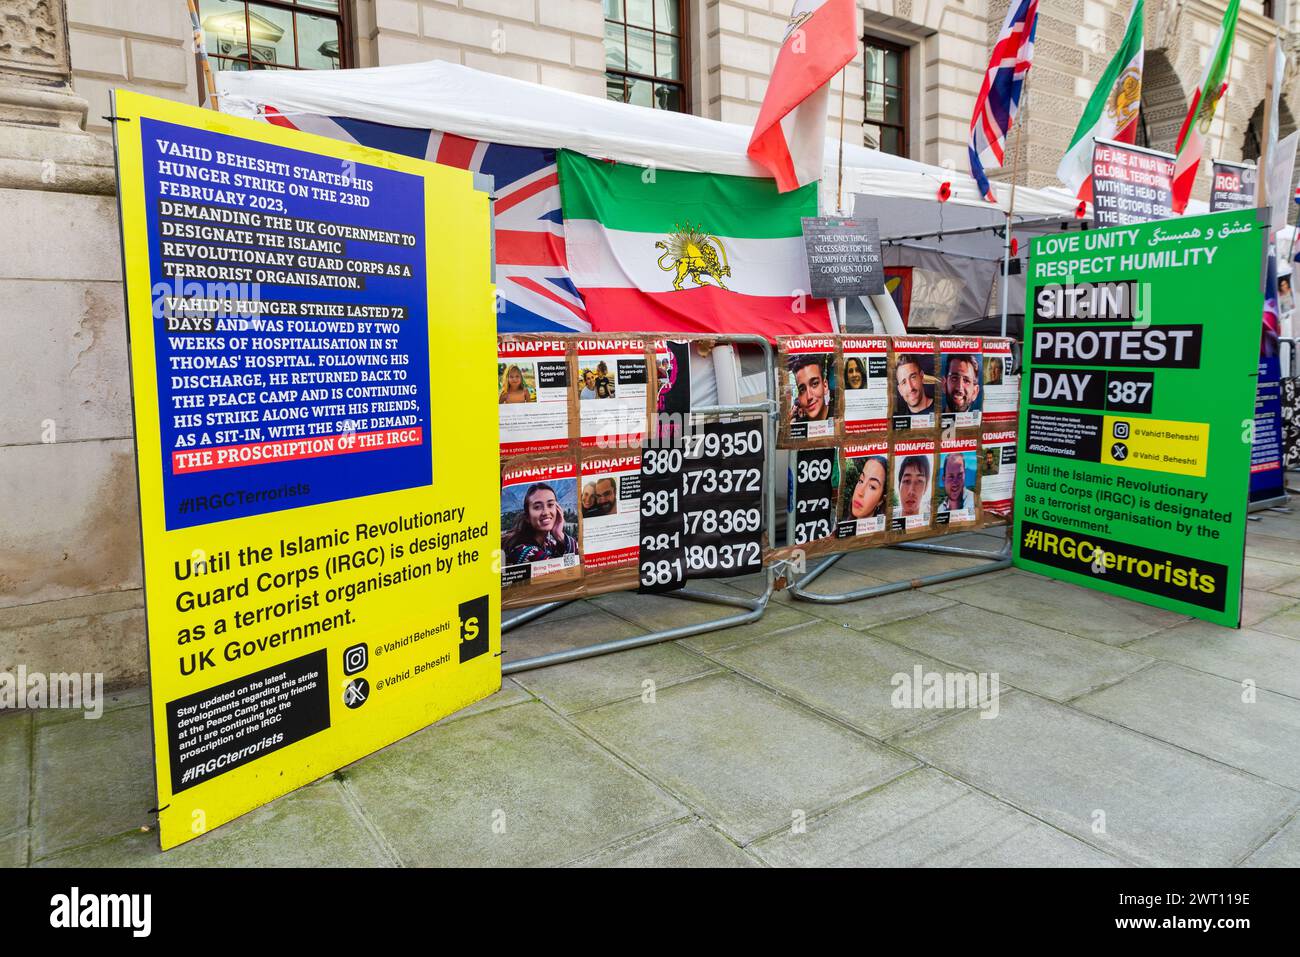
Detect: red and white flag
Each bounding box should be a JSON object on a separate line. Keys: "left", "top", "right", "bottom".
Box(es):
{"left": 747, "top": 0, "right": 858, "bottom": 193}
{"left": 1171, "top": 0, "right": 1239, "bottom": 213}
{"left": 1056, "top": 0, "right": 1144, "bottom": 201}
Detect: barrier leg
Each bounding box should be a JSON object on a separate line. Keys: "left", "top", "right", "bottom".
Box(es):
{"left": 501, "top": 578, "right": 773, "bottom": 674}
{"left": 502, "top": 600, "right": 574, "bottom": 633}
{"left": 787, "top": 529, "right": 1011, "bottom": 605}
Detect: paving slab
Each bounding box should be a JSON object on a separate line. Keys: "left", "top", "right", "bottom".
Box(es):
{"left": 1073, "top": 662, "right": 1300, "bottom": 790}
{"left": 0, "top": 829, "right": 27, "bottom": 867}
{"left": 1244, "top": 517, "right": 1300, "bottom": 543}
{"left": 1251, "top": 602, "right": 1300, "bottom": 640}
{"left": 573, "top": 672, "right": 916, "bottom": 844}
{"left": 922, "top": 566, "right": 1017, "bottom": 594}
{"left": 589, "top": 579, "right": 751, "bottom": 630}
{"left": 1242, "top": 813, "right": 1300, "bottom": 867}
{"left": 32, "top": 703, "right": 153, "bottom": 859}
{"left": 734, "top": 565, "right": 885, "bottom": 603}
{"left": 437, "top": 678, "right": 534, "bottom": 725}
{"left": 512, "top": 642, "right": 718, "bottom": 714}
{"left": 1127, "top": 623, "right": 1300, "bottom": 699}
{"left": 502, "top": 605, "right": 644, "bottom": 665}
{"left": 589, "top": 580, "right": 815, "bottom": 654}
{"left": 1270, "top": 577, "right": 1300, "bottom": 598}
{"left": 896, "top": 692, "right": 1298, "bottom": 867}
{"left": 867, "top": 604, "right": 1151, "bottom": 701}
{"left": 342, "top": 701, "right": 683, "bottom": 867}
{"left": 34, "top": 778, "right": 392, "bottom": 867}
{"left": 568, "top": 818, "right": 759, "bottom": 867}
{"left": 672, "top": 600, "right": 822, "bottom": 654}
{"left": 0, "top": 712, "right": 30, "bottom": 836}
{"left": 940, "top": 570, "right": 1187, "bottom": 645}
{"left": 1239, "top": 589, "right": 1298, "bottom": 628}
{"left": 752, "top": 767, "right": 1121, "bottom": 867}
{"left": 1242, "top": 556, "right": 1300, "bottom": 592}
{"left": 790, "top": 586, "right": 956, "bottom": 631}
{"left": 709, "top": 620, "right": 1003, "bottom": 739}
{"left": 721, "top": 570, "right": 783, "bottom": 597}
{"left": 501, "top": 598, "right": 590, "bottom": 624}
{"left": 1244, "top": 533, "right": 1300, "bottom": 567}
{"left": 835, "top": 546, "right": 993, "bottom": 582}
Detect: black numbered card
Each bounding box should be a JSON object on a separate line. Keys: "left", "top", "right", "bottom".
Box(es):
{"left": 638, "top": 444, "right": 688, "bottom": 593}
{"left": 637, "top": 418, "right": 765, "bottom": 592}
{"left": 790, "top": 448, "right": 837, "bottom": 546}
{"left": 682, "top": 420, "right": 765, "bottom": 579}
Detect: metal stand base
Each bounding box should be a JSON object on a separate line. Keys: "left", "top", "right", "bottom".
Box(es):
{"left": 500, "top": 582, "right": 773, "bottom": 675}
{"left": 1248, "top": 493, "right": 1291, "bottom": 514}
{"left": 786, "top": 533, "right": 1012, "bottom": 605}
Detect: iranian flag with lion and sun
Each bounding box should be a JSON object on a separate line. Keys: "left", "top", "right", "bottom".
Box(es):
{"left": 557, "top": 150, "right": 834, "bottom": 337}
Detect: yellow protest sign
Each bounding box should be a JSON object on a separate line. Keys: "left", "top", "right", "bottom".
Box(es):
{"left": 111, "top": 91, "right": 500, "bottom": 850}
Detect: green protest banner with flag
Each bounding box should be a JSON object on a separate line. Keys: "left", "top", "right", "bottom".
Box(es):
{"left": 1014, "top": 209, "right": 1266, "bottom": 626}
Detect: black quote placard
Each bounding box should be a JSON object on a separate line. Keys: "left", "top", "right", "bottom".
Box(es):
{"left": 1210, "top": 160, "right": 1257, "bottom": 213}
{"left": 1091, "top": 140, "right": 1175, "bottom": 226}
{"left": 801, "top": 215, "right": 885, "bottom": 299}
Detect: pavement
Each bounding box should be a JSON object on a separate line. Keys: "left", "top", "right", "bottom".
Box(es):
{"left": 5, "top": 510, "right": 1300, "bottom": 868}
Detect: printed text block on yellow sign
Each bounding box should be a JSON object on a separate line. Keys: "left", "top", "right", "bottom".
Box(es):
{"left": 1101, "top": 416, "right": 1209, "bottom": 478}
{"left": 110, "top": 91, "right": 500, "bottom": 850}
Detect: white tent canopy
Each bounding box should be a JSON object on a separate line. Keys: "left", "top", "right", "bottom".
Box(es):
{"left": 217, "top": 59, "right": 1084, "bottom": 220}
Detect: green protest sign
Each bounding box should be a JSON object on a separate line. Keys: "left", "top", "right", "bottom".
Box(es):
{"left": 1014, "top": 209, "right": 1267, "bottom": 626}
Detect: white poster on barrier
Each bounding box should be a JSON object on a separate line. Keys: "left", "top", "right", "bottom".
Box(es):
{"left": 577, "top": 339, "right": 648, "bottom": 448}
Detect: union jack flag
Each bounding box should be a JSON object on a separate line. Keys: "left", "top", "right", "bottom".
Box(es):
{"left": 967, "top": 0, "right": 1039, "bottom": 203}
{"left": 259, "top": 107, "right": 590, "bottom": 334}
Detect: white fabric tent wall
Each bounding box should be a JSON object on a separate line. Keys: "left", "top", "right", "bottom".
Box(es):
{"left": 216, "top": 60, "right": 1084, "bottom": 220}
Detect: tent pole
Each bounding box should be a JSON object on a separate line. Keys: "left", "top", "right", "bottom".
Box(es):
{"left": 1257, "top": 37, "right": 1277, "bottom": 210}
{"left": 186, "top": 0, "right": 219, "bottom": 110}
{"left": 837, "top": 65, "right": 847, "bottom": 213}
{"left": 998, "top": 222, "right": 1012, "bottom": 339}
{"left": 999, "top": 72, "right": 1029, "bottom": 339}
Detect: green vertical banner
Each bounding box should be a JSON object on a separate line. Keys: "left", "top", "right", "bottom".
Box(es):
{"left": 1015, "top": 209, "right": 1267, "bottom": 626}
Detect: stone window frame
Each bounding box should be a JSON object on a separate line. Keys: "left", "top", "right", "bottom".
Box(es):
{"left": 863, "top": 33, "right": 909, "bottom": 158}
{"left": 196, "top": 0, "right": 354, "bottom": 72}
{"left": 603, "top": 0, "right": 691, "bottom": 113}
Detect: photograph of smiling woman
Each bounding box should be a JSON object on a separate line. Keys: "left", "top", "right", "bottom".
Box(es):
{"left": 502, "top": 482, "right": 578, "bottom": 565}
{"left": 842, "top": 455, "right": 888, "bottom": 520}
{"left": 843, "top": 356, "right": 867, "bottom": 391}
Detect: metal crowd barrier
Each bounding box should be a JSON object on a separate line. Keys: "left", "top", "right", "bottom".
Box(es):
{"left": 501, "top": 334, "right": 779, "bottom": 675}
{"left": 783, "top": 530, "right": 1012, "bottom": 605}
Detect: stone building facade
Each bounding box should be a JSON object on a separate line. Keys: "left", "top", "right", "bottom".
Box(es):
{"left": 2, "top": 0, "right": 1297, "bottom": 687}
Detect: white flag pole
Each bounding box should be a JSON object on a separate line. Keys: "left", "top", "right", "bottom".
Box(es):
{"left": 998, "top": 74, "right": 1029, "bottom": 339}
